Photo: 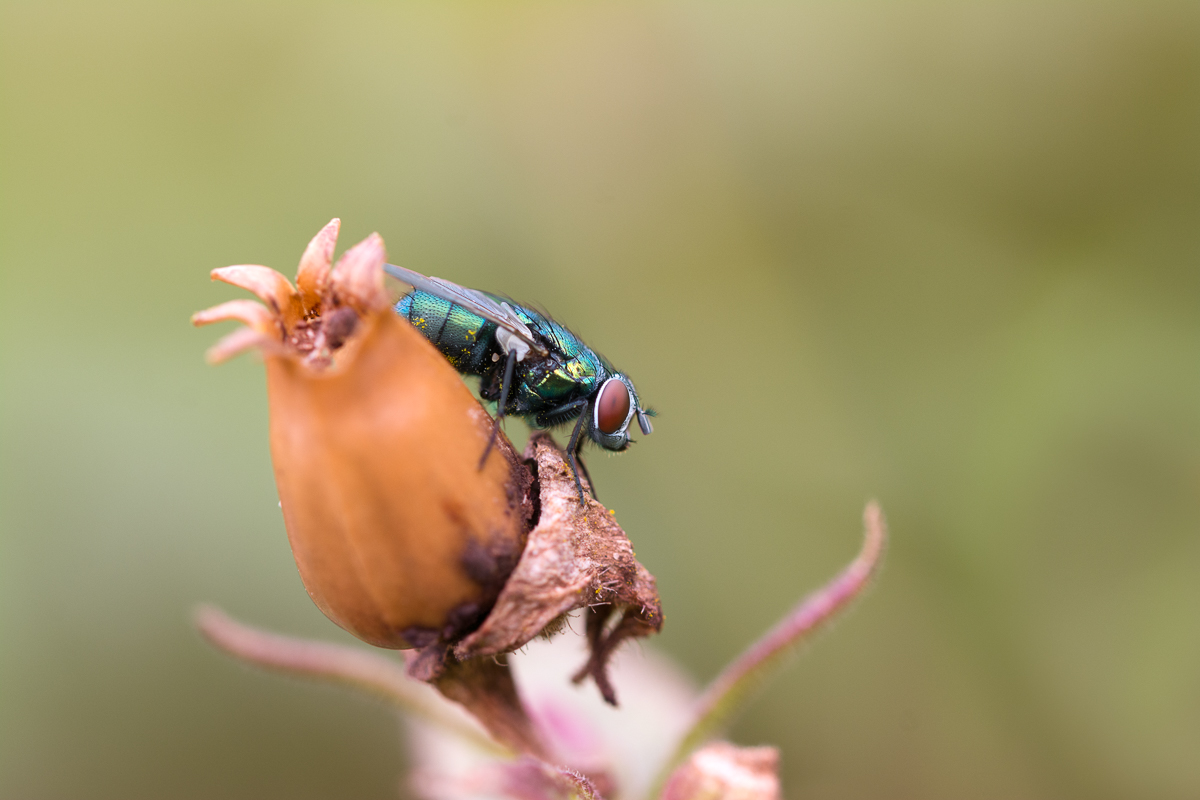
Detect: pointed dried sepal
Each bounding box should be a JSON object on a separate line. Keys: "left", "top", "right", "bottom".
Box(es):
{"left": 210, "top": 265, "right": 301, "bottom": 325}
{"left": 660, "top": 743, "right": 781, "bottom": 800}
{"left": 296, "top": 218, "right": 339, "bottom": 313}
{"left": 191, "top": 299, "right": 278, "bottom": 332}
{"left": 330, "top": 232, "right": 390, "bottom": 314}
{"left": 204, "top": 326, "right": 281, "bottom": 364}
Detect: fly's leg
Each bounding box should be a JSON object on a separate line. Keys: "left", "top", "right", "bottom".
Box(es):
{"left": 537, "top": 397, "right": 592, "bottom": 504}
{"left": 479, "top": 348, "right": 518, "bottom": 470}
{"left": 564, "top": 400, "right": 592, "bottom": 505}
{"left": 575, "top": 453, "right": 597, "bottom": 502}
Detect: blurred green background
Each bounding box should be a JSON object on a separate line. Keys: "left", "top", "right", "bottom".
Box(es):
{"left": 3, "top": 2, "right": 1199, "bottom": 798}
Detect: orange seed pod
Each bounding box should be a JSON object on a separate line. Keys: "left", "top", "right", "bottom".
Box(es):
{"left": 194, "top": 220, "right": 531, "bottom": 650}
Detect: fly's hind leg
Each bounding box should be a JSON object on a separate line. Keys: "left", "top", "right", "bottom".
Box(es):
{"left": 479, "top": 348, "right": 517, "bottom": 470}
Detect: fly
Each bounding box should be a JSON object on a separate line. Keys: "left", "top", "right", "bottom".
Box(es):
{"left": 384, "top": 264, "right": 654, "bottom": 504}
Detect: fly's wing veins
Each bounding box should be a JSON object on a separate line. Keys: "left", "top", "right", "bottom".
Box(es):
{"left": 384, "top": 264, "right": 547, "bottom": 357}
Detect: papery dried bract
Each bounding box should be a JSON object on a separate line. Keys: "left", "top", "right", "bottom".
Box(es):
{"left": 454, "top": 434, "right": 662, "bottom": 705}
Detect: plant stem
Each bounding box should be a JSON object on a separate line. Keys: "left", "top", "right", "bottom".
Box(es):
{"left": 647, "top": 502, "right": 887, "bottom": 800}
{"left": 195, "top": 605, "right": 506, "bottom": 756}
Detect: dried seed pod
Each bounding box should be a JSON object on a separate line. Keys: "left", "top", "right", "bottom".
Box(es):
{"left": 194, "top": 221, "right": 532, "bottom": 650}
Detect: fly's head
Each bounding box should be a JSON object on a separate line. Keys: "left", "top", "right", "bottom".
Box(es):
{"left": 589, "top": 373, "right": 655, "bottom": 452}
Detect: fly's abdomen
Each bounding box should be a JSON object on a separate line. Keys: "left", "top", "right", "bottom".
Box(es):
{"left": 395, "top": 290, "right": 496, "bottom": 374}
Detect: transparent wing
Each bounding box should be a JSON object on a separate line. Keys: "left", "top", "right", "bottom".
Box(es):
{"left": 384, "top": 264, "right": 547, "bottom": 356}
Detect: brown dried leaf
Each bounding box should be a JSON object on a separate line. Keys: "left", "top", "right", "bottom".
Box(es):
{"left": 453, "top": 433, "right": 662, "bottom": 705}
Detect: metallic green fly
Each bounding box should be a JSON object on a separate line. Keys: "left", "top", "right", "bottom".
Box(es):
{"left": 385, "top": 264, "right": 654, "bottom": 504}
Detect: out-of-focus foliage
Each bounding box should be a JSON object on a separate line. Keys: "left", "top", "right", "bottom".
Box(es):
{"left": 1, "top": 2, "right": 1198, "bottom": 799}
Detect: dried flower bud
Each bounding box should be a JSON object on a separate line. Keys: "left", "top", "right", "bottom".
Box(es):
{"left": 194, "top": 220, "right": 532, "bottom": 651}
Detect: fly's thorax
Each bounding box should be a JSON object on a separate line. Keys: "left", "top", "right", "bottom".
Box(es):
{"left": 519, "top": 352, "right": 598, "bottom": 406}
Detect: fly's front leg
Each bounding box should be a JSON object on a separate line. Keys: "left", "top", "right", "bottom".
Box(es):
{"left": 575, "top": 453, "right": 597, "bottom": 502}
{"left": 479, "top": 348, "right": 518, "bottom": 470}
{"left": 563, "top": 400, "right": 592, "bottom": 505}
{"left": 537, "top": 397, "right": 591, "bottom": 504}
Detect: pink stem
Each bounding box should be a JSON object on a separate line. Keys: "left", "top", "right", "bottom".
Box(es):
{"left": 195, "top": 605, "right": 503, "bottom": 753}
{"left": 656, "top": 503, "right": 888, "bottom": 793}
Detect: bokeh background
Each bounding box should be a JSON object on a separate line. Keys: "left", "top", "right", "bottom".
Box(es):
{"left": 3, "top": 2, "right": 1200, "bottom": 798}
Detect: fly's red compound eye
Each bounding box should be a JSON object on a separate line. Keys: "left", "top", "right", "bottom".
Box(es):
{"left": 596, "top": 378, "right": 631, "bottom": 435}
